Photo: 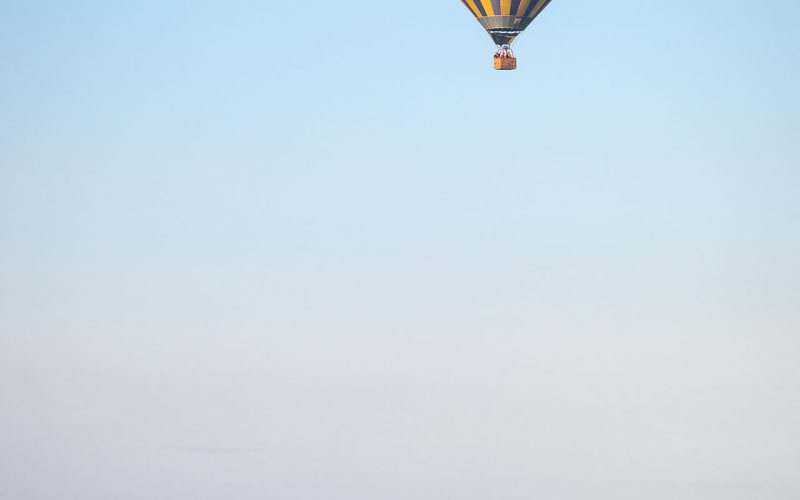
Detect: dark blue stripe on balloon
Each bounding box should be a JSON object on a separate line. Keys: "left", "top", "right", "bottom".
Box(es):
{"left": 490, "top": 0, "right": 502, "bottom": 15}
{"left": 523, "top": 0, "right": 543, "bottom": 17}
{"left": 510, "top": 0, "right": 522, "bottom": 16}
{"left": 474, "top": 0, "right": 487, "bottom": 16}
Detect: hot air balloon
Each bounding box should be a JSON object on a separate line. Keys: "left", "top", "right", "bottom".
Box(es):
{"left": 460, "top": 0, "right": 554, "bottom": 70}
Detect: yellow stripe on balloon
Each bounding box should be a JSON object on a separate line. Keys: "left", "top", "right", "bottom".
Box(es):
{"left": 501, "top": 0, "right": 512, "bottom": 15}
{"left": 515, "top": 0, "right": 533, "bottom": 17}
{"left": 464, "top": 0, "right": 483, "bottom": 17}
{"left": 528, "top": 0, "right": 548, "bottom": 18}
{"left": 478, "top": 0, "right": 495, "bottom": 16}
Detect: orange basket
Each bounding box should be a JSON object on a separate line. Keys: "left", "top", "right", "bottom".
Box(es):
{"left": 494, "top": 57, "right": 517, "bottom": 71}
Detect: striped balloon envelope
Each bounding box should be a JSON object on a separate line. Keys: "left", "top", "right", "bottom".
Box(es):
{"left": 460, "top": 0, "right": 554, "bottom": 70}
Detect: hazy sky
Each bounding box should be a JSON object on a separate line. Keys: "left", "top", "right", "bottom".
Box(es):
{"left": 1, "top": 1, "right": 799, "bottom": 499}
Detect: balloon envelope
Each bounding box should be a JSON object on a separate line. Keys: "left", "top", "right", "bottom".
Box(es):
{"left": 460, "top": 0, "right": 553, "bottom": 45}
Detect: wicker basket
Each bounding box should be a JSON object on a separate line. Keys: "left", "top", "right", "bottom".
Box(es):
{"left": 494, "top": 57, "right": 517, "bottom": 71}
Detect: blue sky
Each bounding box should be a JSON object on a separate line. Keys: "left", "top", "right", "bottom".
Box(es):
{"left": 1, "top": 1, "right": 799, "bottom": 499}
